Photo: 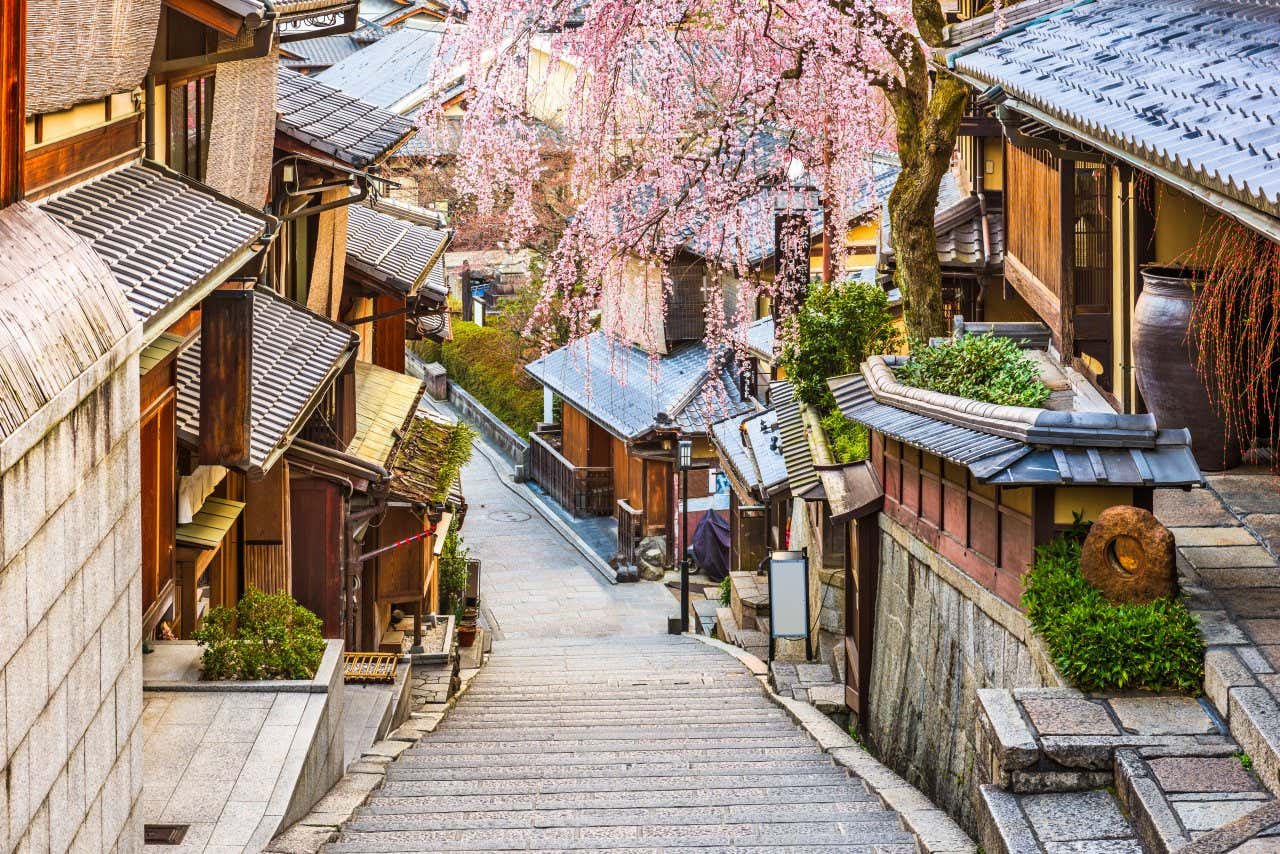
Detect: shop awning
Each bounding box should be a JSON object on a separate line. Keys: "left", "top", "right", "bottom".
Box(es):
{"left": 388, "top": 414, "right": 467, "bottom": 505}
{"left": 348, "top": 360, "right": 426, "bottom": 467}
{"left": 176, "top": 496, "right": 245, "bottom": 550}
{"left": 818, "top": 462, "right": 883, "bottom": 525}
{"left": 139, "top": 332, "right": 184, "bottom": 377}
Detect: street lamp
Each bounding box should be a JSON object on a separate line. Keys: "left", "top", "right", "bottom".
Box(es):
{"left": 678, "top": 438, "right": 693, "bottom": 633}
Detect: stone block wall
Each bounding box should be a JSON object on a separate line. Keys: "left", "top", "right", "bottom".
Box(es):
{"left": 0, "top": 349, "right": 144, "bottom": 853}
{"left": 866, "top": 513, "right": 1061, "bottom": 835}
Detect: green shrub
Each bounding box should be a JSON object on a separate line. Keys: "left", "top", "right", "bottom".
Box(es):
{"left": 410, "top": 320, "right": 543, "bottom": 437}
{"left": 821, "top": 411, "right": 870, "bottom": 463}
{"left": 897, "top": 333, "right": 1051, "bottom": 407}
{"left": 193, "top": 588, "right": 326, "bottom": 681}
{"left": 719, "top": 576, "right": 732, "bottom": 607}
{"left": 438, "top": 517, "right": 471, "bottom": 622}
{"left": 1021, "top": 532, "right": 1204, "bottom": 693}
{"left": 779, "top": 277, "right": 900, "bottom": 409}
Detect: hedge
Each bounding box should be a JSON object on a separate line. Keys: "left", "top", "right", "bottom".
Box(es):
{"left": 1022, "top": 531, "right": 1204, "bottom": 693}
{"left": 411, "top": 320, "right": 543, "bottom": 438}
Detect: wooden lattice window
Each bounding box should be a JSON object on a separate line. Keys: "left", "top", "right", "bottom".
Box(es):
{"left": 1073, "top": 162, "right": 1112, "bottom": 311}
{"left": 167, "top": 74, "right": 214, "bottom": 181}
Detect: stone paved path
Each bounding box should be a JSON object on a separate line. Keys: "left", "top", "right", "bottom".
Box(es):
{"left": 422, "top": 396, "right": 676, "bottom": 638}
{"left": 320, "top": 400, "right": 919, "bottom": 851}
{"left": 326, "top": 636, "right": 918, "bottom": 852}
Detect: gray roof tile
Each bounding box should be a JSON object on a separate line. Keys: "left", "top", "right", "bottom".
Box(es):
{"left": 772, "top": 380, "right": 821, "bottom": 498}
{"left": 828, "top": 372, "right": 1202, "bottom": 486}
{"left": 346, "top": 200, "right": 451, "bottom": 299}
{"left": 951, "top": 0, "right": 1280, "bottom": 218}
{"left": 526, "top": 331, "right": 750, "bottom": 439}
{"left": 276, "top": 68, "right": 415, "bottom": 167}
{"left": 745, "top": 315, "right": 774, "bottom": 361}
{"left": 315, "top": 25, "right": 453, "bottom": 110}
{"left": 175, "top": 288, "right": 357, "bottom": 474}
{"left": 40, "top": 162, "right": 268, "bottom": 329}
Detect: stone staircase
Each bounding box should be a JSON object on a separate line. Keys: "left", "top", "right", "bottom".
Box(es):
{"left": 324, "top": 635, "right": 918, "bottom": 852}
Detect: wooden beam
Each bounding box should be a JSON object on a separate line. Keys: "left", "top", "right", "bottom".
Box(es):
{"left": 1, "top": 0, "right": 23, "bottom": 205}
{"left": 1004, "top": 253, "right": 1062, "bottom": 336}
{"left": 23, "top": 114, "right": 142, "bottom": 200}
{"left": 165, "top": 0, "right": 246, "bottom": 37}
{"left": 1058, "top": 162, "right": 1076, "bottom": 364}
{"left": 200, "top": 287, "right": 254, "bottom": 468}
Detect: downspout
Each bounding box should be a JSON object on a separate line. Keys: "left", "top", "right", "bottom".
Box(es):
{"left": 1119, "top": 165, "right": 1134, "bottom": 413}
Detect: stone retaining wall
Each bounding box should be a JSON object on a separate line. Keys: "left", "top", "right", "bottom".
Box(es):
{"left": 405, "top": 348, "right": 529, "bottom": 465}
{"left": 867, "top": 513, "right": 1062, "bottom": 835}
{"left": 0, "top": 331, "right": 144, "bottom": 853}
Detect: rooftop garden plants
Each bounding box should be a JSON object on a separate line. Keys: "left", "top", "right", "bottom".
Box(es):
{"left": 1022, "top": 528, "right": 1204, "bottom": 693}
{"left": 897, "top": 333, "right": 1051, "bottom": 408}
{"left": 194, "top": 588, "right": 326, "bottom": 681}
{"left": 780, "top": 277, "right": 899, "bottom": 464}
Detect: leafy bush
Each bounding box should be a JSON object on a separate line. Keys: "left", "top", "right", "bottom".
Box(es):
{"left": 897, "top": 333, "right": 1051, "bottom": 407}
{"left": 780, "top": 277, "right": 900, "bottom": 409}
{"left": 194, "top": 588, "right": 326, "bottom": 681}
{"left": 411, "top": 320, "right": 544, "bottom": 437}
{"left": 719, "top": 576, "right": 732, "bottom": 607}
{"left": 821, "top": 411, "right": 870, "bottom": 463}
{"left": 1022, "top": 532, "right": 1204, "bottom": 693}
{"left": 438, "top": 517, "right": 471, "bottom": 622}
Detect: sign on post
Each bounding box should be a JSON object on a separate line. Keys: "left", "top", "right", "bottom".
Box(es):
{"left": 768, "top": 549, "right": 811, "bottom": 660}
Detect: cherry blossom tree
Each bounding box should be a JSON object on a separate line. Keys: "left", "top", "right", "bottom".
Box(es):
{"left": 427, "top": 0, "right": 969, "bottom": 351}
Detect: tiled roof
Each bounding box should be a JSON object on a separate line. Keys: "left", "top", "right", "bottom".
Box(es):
{"left": 880, "top": 190, "right": 1005, "bottom": 269}
{"left": 315, "top": 25, "right": 453, "bottom": 110}
{"left": 526, "top": 331, "right": 747, "bottom": 440}
{"left": 175, "top": 288, "right": 357, "bottom": 475}
{"left": 673, "top": 370, "right": 755, "bottom": 433}
{"left": 276, "top": 68, "right": 416, "bottom": 167}
{"left": 828, "top": 371, "right": 1202, "bottom": 486}
{"left": 745, "top": 315, "right": 774, "bottom": 361}
{"left": 346, "top": 200, "right": 451, "bottom": 299}
{"left": 348, "top": 360, "right": 425, "bottom": 466}
{"left": 282, "top": 20, "right": 393, "bottom": 70}
{"left": 950, "top": 0, "right": 1280, "bottom": 219}
{"left": 772, "top": 380, "right": 821, "bottom": 499}
{"left": 40, "top": 162, "right": 267, "bottom": 334}
{"left": 709, "top": 407, "right": 788, "bottom": 499}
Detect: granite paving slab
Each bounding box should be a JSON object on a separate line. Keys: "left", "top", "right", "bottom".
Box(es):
{"left": 1022, "top": 698, "right": 1117, "bottom": 736}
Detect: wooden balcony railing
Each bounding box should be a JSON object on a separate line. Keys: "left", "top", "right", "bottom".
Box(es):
{"left": 616, "top": 499, "right": 645, "bottom": 566}
{"left": 529, "top": 428, "right": 614, "bottom": 517}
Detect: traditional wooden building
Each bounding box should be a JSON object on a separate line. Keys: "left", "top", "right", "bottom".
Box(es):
{"left": 938, "top": 0, "right": 1280, "bottom": 419}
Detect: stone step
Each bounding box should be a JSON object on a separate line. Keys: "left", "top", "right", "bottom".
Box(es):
{"left": 360, "top": 783, "right": 872, "bottom": 812}
{"left": 376, "top": 770, "right": 857, "bottom": 797}
{"left": 383, "top": 758, "right": 840, "bottom": 780}
{"left": 403, "top": 735, "right": 820, "bottom": 755}
{"left": 325, "top": 841, "right": 916, "bottom": 853}
{"left": 424, "top": 723, "right": 807, "bottom": 743}
{"left": 393, "top": 745, "right": 829, "bottom": 768}
{"left": 351, "top": 801, "right": 889, "bottom": 827}
{"left": 328, "top": 822, "right": 916, "bottom": 850}
{"left": 431, "top": 719, "right": 797, "bottom": 736}
{"left": 430, "top": 708, "right": 782, "bottom": 724}
{"left": 378, "top": 773, "right": 860, "bottom": 798}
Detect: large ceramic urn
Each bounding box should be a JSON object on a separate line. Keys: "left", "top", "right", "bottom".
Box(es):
{"left": 1132, "top": 265, "right": 1241, "bottom": 471}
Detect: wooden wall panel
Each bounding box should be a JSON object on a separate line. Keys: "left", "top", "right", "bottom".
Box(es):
{"left": 645, "top": 460, "right": 671, "bottom": 536}
{"left": 200, "top": 288, "right": 254, "bottom": 467}
{"left": 140, "top": 390, "right": 177, "bottom": 619}
{"left": 23, "top": 115, "right": 141, "bottom": 200}
{"left": 1006, "top": 141, "right": 1063, "bottom": 297}
{"left": 376, "top": 507, "right": 427, "bottom": 604}
{"left": 373, "top": 294, "right": 406, "bottom": 373}
{"left": 244, "top": 545, "right": 288, "bottom": 593}
{"left": 562, "top": 403, "right": 590, "bottom": 467}
{"left": 289, "top": 475, "right": 345, "bottom": 638}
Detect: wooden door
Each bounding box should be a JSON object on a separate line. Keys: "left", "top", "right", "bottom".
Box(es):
{"left": 845, "top": 515, "right": 879, "bottom": 728}
{"left": 140, "top": 389, "right": 177, "bottom": 627}
{"left": 289, "top": 476, "right": 346, "bottom": 638}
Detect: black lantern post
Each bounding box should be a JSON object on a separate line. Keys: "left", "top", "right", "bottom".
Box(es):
{"left": 678, "top": 438, "right": 693, "bottom": 633}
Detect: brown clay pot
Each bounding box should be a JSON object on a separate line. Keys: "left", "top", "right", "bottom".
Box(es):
{"left": 456, "top": 623, "right": 478, "bottom": 648}
{"left": 1132, "top": 265, "right": 1241, "bottom": 471}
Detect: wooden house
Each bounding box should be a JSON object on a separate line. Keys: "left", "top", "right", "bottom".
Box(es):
{"left": 937, "top": 0, "right": 1280, "bottom": 416}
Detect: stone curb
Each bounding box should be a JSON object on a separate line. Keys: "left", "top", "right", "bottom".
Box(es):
{"left": 264, "top": 651, "right": 490, "bottom": 852}
{"left": 687, "top": 634, "right": 976, "bottom": 853}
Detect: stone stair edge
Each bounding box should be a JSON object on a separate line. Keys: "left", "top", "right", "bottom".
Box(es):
{"left": 684, "top": 634, "right": 976, "bottom": 853}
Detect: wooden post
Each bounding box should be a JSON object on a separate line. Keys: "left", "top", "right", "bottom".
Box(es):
{"left": 1058, "top": 159, "right": 1076, "bottom": 364}
{"left": 0, "top": 0, "right": 23, "bottom": 206}
{"left": 200, "top": 287, "right": 255, "bottom": 468}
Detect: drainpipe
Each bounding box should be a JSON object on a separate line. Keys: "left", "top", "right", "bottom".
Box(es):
{"left": 1119, "top": 165, "right": 1134, "bottom": 413}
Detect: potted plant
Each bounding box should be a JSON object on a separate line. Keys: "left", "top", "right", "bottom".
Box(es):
{"left": 456, "top": 606, "right": 479, "bottom": 648}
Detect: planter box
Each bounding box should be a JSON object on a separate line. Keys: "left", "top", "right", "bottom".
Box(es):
{"left": 142, "top": 638, "right": 344, "bottom": 693}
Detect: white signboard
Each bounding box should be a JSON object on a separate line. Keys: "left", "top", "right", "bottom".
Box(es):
{"left": 769, "top": 550, "right": 809, "bottom": 639}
